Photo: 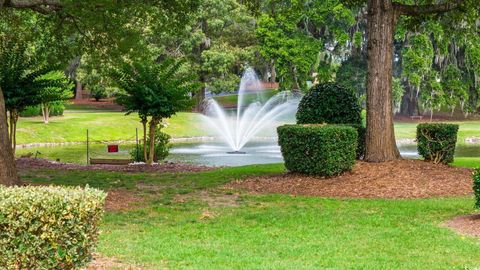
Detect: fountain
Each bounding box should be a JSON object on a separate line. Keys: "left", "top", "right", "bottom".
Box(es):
{"left": 203, "top": 68, "right": 300, "bottom": 153}
{"left": 169, "top": 68, "right": 300, "bottom": 166}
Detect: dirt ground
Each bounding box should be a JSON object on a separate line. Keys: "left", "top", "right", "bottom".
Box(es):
{"left": 444, "top": 214, "right": 480, "bottom": 238}
{"left": 227, "top": 159, "right": 474, "bottom": 199}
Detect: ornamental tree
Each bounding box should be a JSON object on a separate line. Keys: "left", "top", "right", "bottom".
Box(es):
{"left": 113, "top": 58, "right": 197, "bottom": 165}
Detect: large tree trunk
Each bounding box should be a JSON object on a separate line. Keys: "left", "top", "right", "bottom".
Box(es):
{"left": 365, "top": 0, "right": 401, "bottom": 162}
{"left": 0, "top": 87, "right": 20, "bottom": 186}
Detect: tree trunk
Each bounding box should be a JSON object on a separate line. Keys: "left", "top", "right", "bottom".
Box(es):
{"left": 365, "top": 0, "right": 401, "bottom": 162}
{"left": 147, "top": 117, "right": 159, "bottom": 165}
{"left": 0, "top": 87, "right": 20, "bottom": 186}
{"left": 11, "top": 109, "right": 18, "bottom": 154}
{"left": 75, "top": 81, "right": 83, "bottom": 100}
{"left": 141, "top": 117, "right": 147, "bottom": 162}
{"left": 42, "top": 103, "right": 49, "bottom": 124}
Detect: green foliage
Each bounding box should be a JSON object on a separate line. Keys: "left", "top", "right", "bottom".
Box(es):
{"left": 392, "top": 77, "right": 405, "bottom": 113}
{"left": 416, "top": 123, "right": 459, "bottom": 164}
{"left": 19, "top": 106, "right": 42, "bottom": 117}
{"left": 113, "top": 58, "right": 196, "bottom": 120}
{"left": 19, "top": 101, "right": 66, "bottom": 117}
{"left": 296, "top": 83, "right": 362, "bottom": 125}
{"left": 278, "top": 124, "right": 357, "bottom": 176}
{"left": 0, "top": 39, "right": 72, "bottom": 113}
{"left": 474, "top": 169, "right": 480, "bottom": 209}
{"left": 130, "top": 126, "right": 171, "bottom": 163}
{"left": 336, "top": 55, "right": 367, "bottom": 99}
{"left": 256, "top": 0, "right": 356, "bottom": 90}
{"left": 0, "top": 186, "right": 106, "bottom": 270}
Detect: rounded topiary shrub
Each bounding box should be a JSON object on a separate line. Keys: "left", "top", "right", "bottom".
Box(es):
{"left": 0, "top": 186, "right": 106, "bottom": 270}
{"left": 296, "top": 83, "right": 364, "bottom": 158}
{"left": 416, "top": 123, "right": 459, "bottom": 164}
{"left": 296, "top": 83, "right": 362, "bottom": 125}
{"left": 474, "top": 169, "right": 480, "bottom": 209}
{"left": 277, "top": 124, "right": 357, "bottom": 176}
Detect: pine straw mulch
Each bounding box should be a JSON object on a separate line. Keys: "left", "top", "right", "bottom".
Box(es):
{"left": 444, "top": 214, "right": 480, "bottom": 238}
{"left": 16, "top": 158, "right": 213, "bottom": 173}
{"left": 226, "top": 159, "right": 475, "bottom": 199}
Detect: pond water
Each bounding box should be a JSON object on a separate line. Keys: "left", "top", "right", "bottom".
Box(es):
{"left": 16, "top": 139, "right": 480, "bottom": 166}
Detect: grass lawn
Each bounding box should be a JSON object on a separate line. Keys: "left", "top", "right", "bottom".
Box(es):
{"left": 16, "top": 106, "right": 480, "bottom": 145}
{"left": 16, "top": 111, "right": 209, "bottom": 145}
{"left": 20, "top": 163, "right": 480, "bottom": 269}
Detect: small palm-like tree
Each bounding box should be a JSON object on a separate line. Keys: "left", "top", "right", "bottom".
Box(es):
{"left": 113, "top": 58, "right": 196, "bottom": 165}
{"left": 0, "top": 39, "right": 72, "bottom": 152}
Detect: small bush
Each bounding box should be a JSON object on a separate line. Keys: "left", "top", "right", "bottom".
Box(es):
{"left": 474, "top": 169, "right": 480, "bottom": 209}
{"left": 278, "top": 124, "right": 357, "bottom": 176}
{"left": 130, "top": 126, "right": 171, "bottom": 162}
{"left": 19, "top": 105, "right": 42, "bottom": 117}
{"left": 416, "top": 123, "right": 459, "bottom": 164}
{"left": 296, "top": 83, "right": 362, "bottom": 125}
{"left": 19, "top": 102, "right": 65, "bottom": 117}
{"left": 0, "top": 186, "right": 106, "bottom": 270}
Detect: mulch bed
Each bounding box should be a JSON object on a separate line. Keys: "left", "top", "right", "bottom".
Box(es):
{"left": 16, "top": 157, "right": 213, "bottom": 173}
{"left": 227, "top": 159, "right": 474, "bottom": 199}
{"left": 444, "top": 214, "right": 480, "bottom": 237}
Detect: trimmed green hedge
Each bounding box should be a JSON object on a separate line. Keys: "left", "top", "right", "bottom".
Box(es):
{"left": 296, "top": 83, "right": 362, "bottom": 125}
{"left": 474, "top": 169, "right": 480, "bottom": 209}
{"left": 416, "top": 123, "right": 459, "bottom": 164}
{"left": 295, "top": 83, "right": 364, "bottom": 159}
{"left": 0, "top": 186, "right": 106, "bottom": 270}
{"left": 278, "top": 124, "right": 357, "bottom": 176}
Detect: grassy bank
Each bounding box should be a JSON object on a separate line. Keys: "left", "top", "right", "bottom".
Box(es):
{"left": 16, "top": 107, "right": 480, "bottom": 145}
{"left": 20, "top": 164, "right": 480, "bottom": 269}
{"left": 16, "top": 111, "right": 210, "bottom": 145}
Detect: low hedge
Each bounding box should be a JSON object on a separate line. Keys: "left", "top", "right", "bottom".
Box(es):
{"left": 416, "top": 123, "right": 459, "bottom": 164}
{"left": 474, "top": 169, "right": 480, "bottom": 209}
{"left": 278, "top": 124, "right": 357, "bottom": 176}
{"left": 0, "top": 186, "right": 106, "bottom": 270}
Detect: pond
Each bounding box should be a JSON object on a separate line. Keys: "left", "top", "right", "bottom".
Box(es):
{"left": 16, "top": 139, "right": 480, "bottom": 166}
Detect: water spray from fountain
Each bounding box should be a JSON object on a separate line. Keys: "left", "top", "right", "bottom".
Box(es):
{"left": 203, "top": 68, "right": 300, "bottom": 153}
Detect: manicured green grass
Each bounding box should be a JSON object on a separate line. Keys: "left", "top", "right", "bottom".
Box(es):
{"left": 16, "top": 111, "right": 209, "bottom": 145}
{"left": 452, "top": 157, "right": 480, "bottom": 169}
{"left": 16, "top": 106, "right": 480, "bottom": 146}
{"left": 20, "top": 164, "right": 480, "bottom": 269}
{"left": 395, "top": 120, "right": 480, "bottom": 143}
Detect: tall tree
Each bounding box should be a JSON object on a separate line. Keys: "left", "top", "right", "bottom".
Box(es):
{"left": 358, "top": 0, "right": 476, "bottom": 162}
{"left": 112, "top": 59, "right": 197, "bottom": 165}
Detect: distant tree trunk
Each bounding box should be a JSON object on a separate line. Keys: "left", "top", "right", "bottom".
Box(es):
{"left": 41, "top": 103, "right": 50, "bottom": 124}
{"left": 0, "top": 87, "right": 20, "bottom": 186}
{"left": 75, "top": 81, "right": 83, "bottom": 100}
{"left": 365, "top": 0, "right": 401, "bottom": 162}
{"left": 9, "top": 109, "right": 19, "bottom": 154}
{"left": 141, "top": 116, "right": 147, "bottom": 162}
{"left": 400, "top": 84, "right": 420, "bottom": 116}
{"left": 195, "top": 73, "right": 207, "bottom": 112}
{"left": 147, "top": 117, "right": 159, "bottom": 165}
{"left": 270, "top": 61, "right": 277, "bottom": 82}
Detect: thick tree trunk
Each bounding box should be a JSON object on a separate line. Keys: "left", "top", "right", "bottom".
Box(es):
{"left": 0, "top": 87, "right": 20, "bottom": 186}
{"left": 365, "top": 0, "right": 401, "bottom": 162}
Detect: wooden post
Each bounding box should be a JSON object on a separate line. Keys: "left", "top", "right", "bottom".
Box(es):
{"left": 87, "top": 129, "right": 90, "bottom": 165}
